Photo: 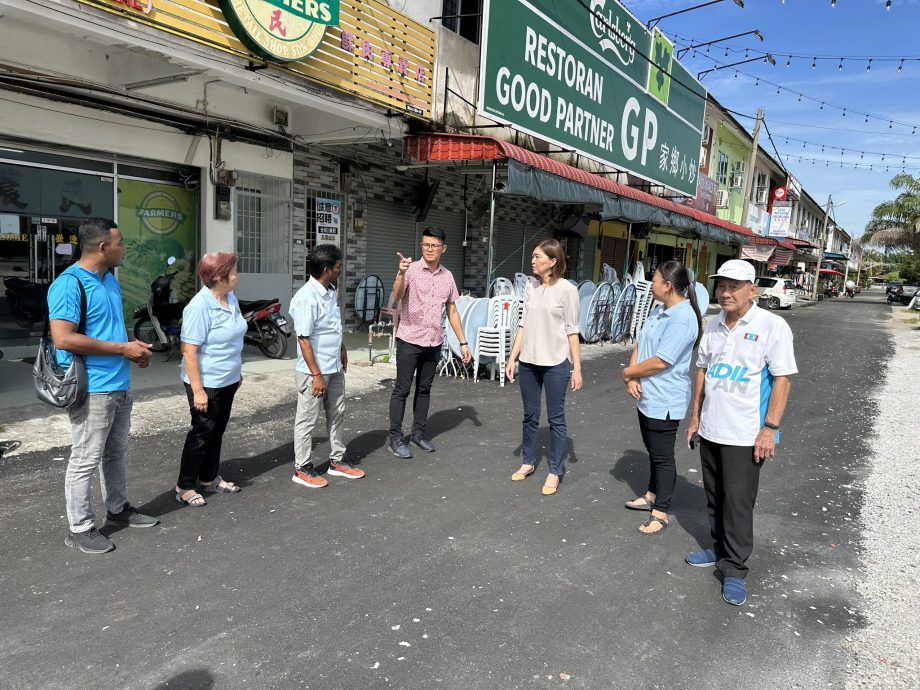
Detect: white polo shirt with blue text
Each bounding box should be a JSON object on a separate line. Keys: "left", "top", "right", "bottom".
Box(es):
{"left": 696, "top": 302, "right": 797, "bottom": 446}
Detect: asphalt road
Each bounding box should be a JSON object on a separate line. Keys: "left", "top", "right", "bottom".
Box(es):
{"left": 0, "top": 294, "right": 891, "bottom": 689}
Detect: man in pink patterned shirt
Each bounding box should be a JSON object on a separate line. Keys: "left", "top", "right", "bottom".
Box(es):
{"left": 388, "top": 227, "right": 471, "bottom": 458}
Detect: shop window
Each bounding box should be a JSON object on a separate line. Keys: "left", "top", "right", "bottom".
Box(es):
{"left": 715, "top": 152, "right": 729, "bottom": 186}
{"left": 235, "top": 173, "right": 291, "bottom": 274}
{"left": 441, "top": 0, "right": 482, "bottom": 44}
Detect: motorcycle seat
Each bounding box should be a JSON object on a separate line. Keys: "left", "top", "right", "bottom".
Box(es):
{"left": 239, "top": 299, "right": 277, "bottom": 313}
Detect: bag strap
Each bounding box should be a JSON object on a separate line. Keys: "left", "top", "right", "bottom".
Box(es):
{"left": 43, "top": 274, "right": 87, "bottom": 339}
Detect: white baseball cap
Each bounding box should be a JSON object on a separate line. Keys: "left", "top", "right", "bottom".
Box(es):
{"left": 714, "top": 259, "right": 756, "bottom": 283}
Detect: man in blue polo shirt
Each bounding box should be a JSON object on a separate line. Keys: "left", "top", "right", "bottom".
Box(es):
{"left": 290, "top": 244, "right": 364, "bottom": 489}
{"left": 48, "top": 219, "right": 158, "bottom": 555}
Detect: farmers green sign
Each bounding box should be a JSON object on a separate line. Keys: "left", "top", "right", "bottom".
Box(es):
{"left": 219, "top": 0, "right": 338, "bottom": 62}
{"left": 477, "top": 0, "right": 707, "bottom": 197}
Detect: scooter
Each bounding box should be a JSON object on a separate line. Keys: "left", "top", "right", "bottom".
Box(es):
{"left": 845, "top": 286, "right": 856, "bottom": 298}
{"left": 3, "top": 270, "right": 43, "bottom": 326}
{"left": 824, "top": 284, "right": 839, "bottom": 298}
{"left": 239, "top": 298, "right": 290, "bottom": 359}
{"left": 132, "top": 257, "right": 187, "bottom": 355}
{"left": 887, "top": 286, "right": 904, "bottom": 304}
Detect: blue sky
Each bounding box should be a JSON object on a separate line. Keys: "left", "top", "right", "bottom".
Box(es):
{"left": 620, "top": 0, "right": 920, "bottom": 240}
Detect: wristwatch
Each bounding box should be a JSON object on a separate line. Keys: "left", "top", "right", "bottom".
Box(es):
{"left": 763, "top": 421, "right": 779, "bottom": 430}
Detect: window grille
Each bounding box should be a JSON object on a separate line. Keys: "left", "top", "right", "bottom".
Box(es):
{"left": 716, "top": 152, "right": 729, "bottom": 186}
{"left": 234, "top": 173, "right": 291, "bottom": 274}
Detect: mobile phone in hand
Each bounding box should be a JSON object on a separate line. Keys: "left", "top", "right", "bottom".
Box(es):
{"left": 689, "top": 432, "right": 700, "bottom": 450}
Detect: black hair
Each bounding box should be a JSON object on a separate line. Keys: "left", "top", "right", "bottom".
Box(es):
{"left": 656, "top": 260, "right": 703, "bottom": 348}
{"left": 422, "top": 226, "right": 446, "bottom": 244}
{"left": 78, "top": 219, "right": 117, "bottom": 251}
{"left": 309, "top": 244, "right": 342, "bottom": 279}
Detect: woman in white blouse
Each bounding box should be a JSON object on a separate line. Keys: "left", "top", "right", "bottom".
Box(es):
{"left": 505, "top": 239, "right": 583, "bottom": 496}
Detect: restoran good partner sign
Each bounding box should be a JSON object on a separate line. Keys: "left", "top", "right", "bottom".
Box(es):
{"left": 477, "top": 0, "right": 707, "bottom": 198}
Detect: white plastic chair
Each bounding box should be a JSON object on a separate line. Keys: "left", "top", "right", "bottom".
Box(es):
{"left": 474, "top": 295, "right": 519, "bottom": 386}
{"left": 489, "top": 277, "right": 514, "bottom": 297}
{"left": 513, "top": 273, "right": 530, "bottom": 299}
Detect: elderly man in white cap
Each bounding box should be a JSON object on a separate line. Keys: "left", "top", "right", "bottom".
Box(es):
{"left": 685, "top": 259, "right": 798, "bottom": 606}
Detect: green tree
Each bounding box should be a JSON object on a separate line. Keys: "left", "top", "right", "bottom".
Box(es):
{"left": 863, "top": 173, "right": 920, "bottom": 253}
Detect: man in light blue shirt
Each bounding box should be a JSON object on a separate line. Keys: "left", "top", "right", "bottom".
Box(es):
{"left": 290, "top": 244, "right": 364, "bottom": 489}
{"left": 48, "top": 219, "right": 159, "bottom": 555}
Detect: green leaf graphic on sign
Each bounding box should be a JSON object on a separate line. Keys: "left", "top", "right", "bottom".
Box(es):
{"left": 649, "top": 30, "right": 673, "bottom": 106}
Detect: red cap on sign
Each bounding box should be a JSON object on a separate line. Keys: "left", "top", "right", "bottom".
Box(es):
{"left": 773, "top": 187, "right": 787, "bottom": 201}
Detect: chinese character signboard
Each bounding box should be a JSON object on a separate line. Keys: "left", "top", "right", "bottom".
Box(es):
{"left": 73, "top": 0, "right": 434, "bottom": 118}
{"left": 681, "top": 173, "right": 717, "bottom": 215}
{"left": 315, "top": 197, "right": 341, "bottom": 246}
{"left": 477, "top": 0, "right": 707, "bottom": 197}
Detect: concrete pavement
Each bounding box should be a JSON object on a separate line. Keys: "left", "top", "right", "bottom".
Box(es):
{"left": 0, "top": 293, "right": 901, "bottom": 689}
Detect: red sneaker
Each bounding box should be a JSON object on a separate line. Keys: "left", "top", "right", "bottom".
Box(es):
{"left": 327, "top": 461, "right": 365, "bottom": 479}
{"left": 292, "top": 466, "right": 328, "bottom": 488}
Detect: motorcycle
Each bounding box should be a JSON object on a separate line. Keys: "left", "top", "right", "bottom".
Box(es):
{"left": 887, "top": 286, "right": 903, "bottom": 304}
{"left": 239, "top": 298, "right": 291, "bottom": 359}
{"left": 823, "top": 283, "right": 839, "bottom": 298}
{"left": 845, "top": 286, "right": 856, "bottom": 298}
{"left": 132, "top": 257, "right": 187, "bottom": 355}
{"left": 3, "top": 270, "right": 44, "bottom": 326}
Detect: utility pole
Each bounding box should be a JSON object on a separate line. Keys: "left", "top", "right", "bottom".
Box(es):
{"left": 811, "top": 195, "right": 832, "bottom": 301}
{"left": 740, "top": 107, "right": 764, "bottom": 232}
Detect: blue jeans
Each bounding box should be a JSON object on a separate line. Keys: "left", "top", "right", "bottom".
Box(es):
{"left": 65, "top": 391, "right": 132, "bottom": 533}
{"left": 518, "top": 360, "right": 570, "bottom": 476}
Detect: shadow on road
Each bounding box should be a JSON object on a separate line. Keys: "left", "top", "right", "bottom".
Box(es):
{"left": 609, "top": 450, "right": 711, "bottom": 547}
{"left": 152, "top": 669, "right": 215, "bottom": 689}
{"left": 510, "top": 426, "right": 580, "bottom": 467}
{"left": 124, "top": 441, "right": 292, "bottom": 524}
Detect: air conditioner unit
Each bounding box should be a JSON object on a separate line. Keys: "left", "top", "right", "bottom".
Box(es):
{"left": 730, "top": 173, "right": 744, "bottom": 189}
{"left": 756, "top": 188, "right": 769, "bottom": 204}
{"left": 716, "top": 190, "right": 729, "bottom": 208}
{"left": 701, "top": 125, "right": 713, "bottom": 146}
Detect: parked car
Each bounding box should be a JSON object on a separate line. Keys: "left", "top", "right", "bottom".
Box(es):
{"left": 755, "top": 276, "right": 797, "bottom": 309}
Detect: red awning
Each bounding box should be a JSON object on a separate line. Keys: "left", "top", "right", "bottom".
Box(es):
{"left": 787, "top": 237, "right": 818, "bottom": 249}
{"left": 749, "top": 236, "right": 797, "bottom": 250}
{"left": 819, "top": 268, "right": 844, "bottom": 276}
{"left": 405, "top": 133, "right": 754, "bottom": 240}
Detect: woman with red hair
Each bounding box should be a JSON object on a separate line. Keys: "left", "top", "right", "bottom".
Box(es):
{"left": 175, "top": 251, "right": 247, "bottom": 507}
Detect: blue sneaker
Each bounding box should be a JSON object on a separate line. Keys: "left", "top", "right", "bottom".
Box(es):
{"left": 685, "top": 548, "right": 717, "bottom": 567}
{"left": 722, "top": 577, "right": 747, "bottom": 606}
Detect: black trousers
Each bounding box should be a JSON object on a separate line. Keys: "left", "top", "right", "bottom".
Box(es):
{"left": 177, "top": 382, "right": 238, "bottom": 491}
{"left": 389, "top": 339, "right": 440, "bottom": 441}
{"left": 699, "top": 437, "right": 763, "bottom": 579}
{"left": 637, "top": 410, "right": 680, "bottom": 512}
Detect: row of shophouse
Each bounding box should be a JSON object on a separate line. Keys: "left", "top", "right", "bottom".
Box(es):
{"left": 0, "top": 0, "right": 858, "bottom": 355}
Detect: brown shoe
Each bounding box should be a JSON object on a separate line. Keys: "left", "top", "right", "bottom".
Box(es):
{"left": 292, "top": 466, "right": 328, "bottom": 488}
{"left": 327, "top": 460, "right": 365, "bottom": 479}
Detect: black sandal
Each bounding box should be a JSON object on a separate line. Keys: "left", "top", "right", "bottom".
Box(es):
{"left": 639, "top": 515, "right": 669, "bottom": 534}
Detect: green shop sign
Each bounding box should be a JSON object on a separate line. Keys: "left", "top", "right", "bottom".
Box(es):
{"left": 219, "top": 0, "right": 339, "bottom": 62}
{"left": 477, "top": 0, "right": 707, "bottom": 197}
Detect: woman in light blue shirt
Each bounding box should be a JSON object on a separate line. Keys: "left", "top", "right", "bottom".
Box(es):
{"left": 621, "top": 261, "right": 702, "bottom": 534}
{"left": 175, "top": 252, "right": 248, "bottom": 507}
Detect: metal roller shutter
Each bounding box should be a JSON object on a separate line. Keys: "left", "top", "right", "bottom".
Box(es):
{"left": 493, "top": 221, "right": 552, "bottom": 281}
{"left": 422, "top": 208, "right": 466, "bottom": 289}
{"left": 365, "top": 200, "right": 417, "bottom": 288}
{"left": 600, "top": 235, "right": 629, "bottom": 278}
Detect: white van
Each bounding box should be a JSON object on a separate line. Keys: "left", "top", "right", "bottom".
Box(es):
{"left": 755, "top": 276, "right": 796, "bottom": 309}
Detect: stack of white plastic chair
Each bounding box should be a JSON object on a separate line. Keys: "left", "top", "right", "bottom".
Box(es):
{"left": 630, "top": 279, "right": 653, "bottom": 341}
{"left": 600, "top": 263, "right": 618, "bottom": 285}
{"left": 474, "top": 295, "right": 519, "bottom": 386}
{"left": 513, "top": 273, "right": 530, "bottom": 299}
{"left": 489, "top": 277, "right": 514, "bottom": 297}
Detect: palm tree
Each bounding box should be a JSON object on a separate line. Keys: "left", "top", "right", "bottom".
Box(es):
{"left": 862, "top": 173, "right": 920, "bottom": 252}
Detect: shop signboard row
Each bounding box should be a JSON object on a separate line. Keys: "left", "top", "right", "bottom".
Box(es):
{"left": 477, "top": 0, "right": 707, "bottom": 198}
{"left": 75, "top": 0, "right": 434, "bottom": 118}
